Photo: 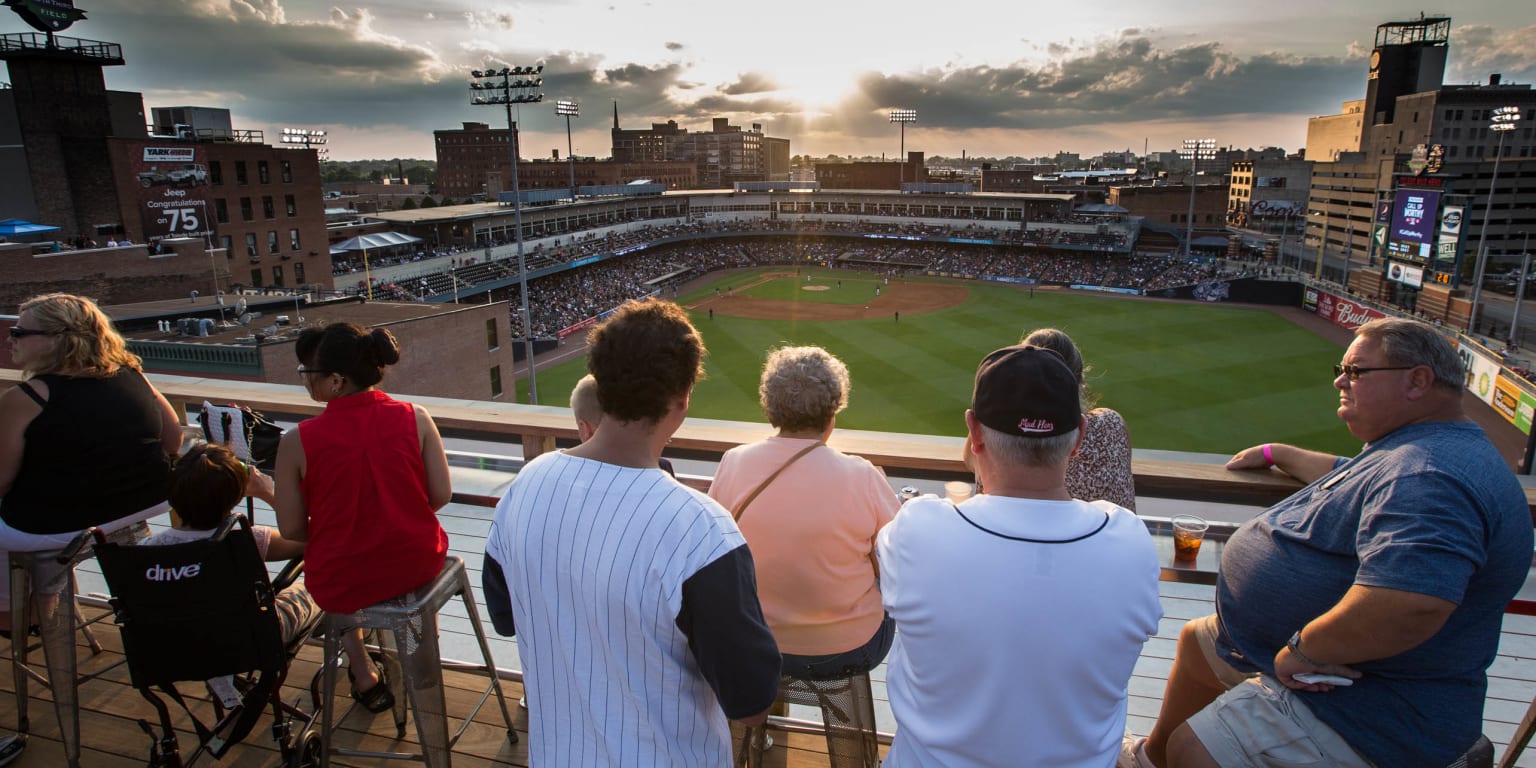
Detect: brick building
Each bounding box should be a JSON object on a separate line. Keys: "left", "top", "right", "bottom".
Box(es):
{"left": 111, "top": 296, "right": 518, "bottom": 401}
{"left": 435, "top": 121, "right": 696, "bottom": 200}
{"left": 814, "top": 153, "right": 927, "bottom": 190}
{"left": 608, "top": 109, "right": 791, "bottom": 188}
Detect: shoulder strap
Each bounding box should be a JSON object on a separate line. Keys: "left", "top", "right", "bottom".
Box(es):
{"left": 730, "top": 441, "right": 823, "bottom": 522}
{"left": 16, "top": 381, "right": 46, "bottom": 408}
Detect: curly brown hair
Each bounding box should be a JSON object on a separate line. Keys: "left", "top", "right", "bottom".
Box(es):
{"left": 18, "top": 293, "right": 142, "bottom": 378}
{"left": 586, "top": 298, "right": 705, "bottom": 423}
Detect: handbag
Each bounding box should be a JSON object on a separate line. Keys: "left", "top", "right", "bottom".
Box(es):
{"left": 199, "top": 401, "right": 284, "bottom": 471}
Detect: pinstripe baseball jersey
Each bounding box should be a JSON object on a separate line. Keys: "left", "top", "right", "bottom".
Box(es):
{"left": 483, "top": 451, "right": 780, "bottom": 766}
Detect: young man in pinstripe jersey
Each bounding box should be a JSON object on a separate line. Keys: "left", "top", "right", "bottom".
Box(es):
{"left": 483, "top": 298, "right": 781, "bottom": 766}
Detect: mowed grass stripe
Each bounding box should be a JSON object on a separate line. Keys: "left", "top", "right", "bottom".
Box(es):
{"left": 522, "top": 274, "right": 1358, "bottom": 456}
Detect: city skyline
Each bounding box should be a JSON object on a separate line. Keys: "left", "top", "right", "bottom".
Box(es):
{"left": 3, "top": 0, "right": 1533, "bottom": 163}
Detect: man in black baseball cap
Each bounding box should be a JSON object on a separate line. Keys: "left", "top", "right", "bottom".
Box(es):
{"left": 875, "top": 344, "right": 1161, "bottom": 767}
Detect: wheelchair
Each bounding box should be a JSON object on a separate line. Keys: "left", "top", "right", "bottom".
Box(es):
{"left": 92, "top": 514, "right": 324, "bottom": 768}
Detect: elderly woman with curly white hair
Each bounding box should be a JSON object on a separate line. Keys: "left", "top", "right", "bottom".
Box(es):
{"left": 708, "top": 345, "right": 898, "bottom": 679}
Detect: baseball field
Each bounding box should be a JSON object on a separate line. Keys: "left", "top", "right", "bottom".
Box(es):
{"left": 519, "top": 268, "right": 1361, "bottom": 457}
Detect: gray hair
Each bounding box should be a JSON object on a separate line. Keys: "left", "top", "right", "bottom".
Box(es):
{"left": 759, "top": 346, "right": 850, "bottom": 431}
{"left": 570, "top": 374, "right": 602, "bottom": 426}
{"left": 1355, "top": 318, "right": 1463, "bottom": 391}
{"left": 979, "top": 423, "right": 1079, "bottom": 468}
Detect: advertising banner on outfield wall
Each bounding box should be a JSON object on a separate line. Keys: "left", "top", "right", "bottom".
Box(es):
{"left": 1490, "top": 376, "right": 1532, "bottom": 434}
{"left": 1311, "top": 289, "right": 1388, "bottom": 330}
{"left": 1457, "top": 344, "right": 1501, "bottom": 408}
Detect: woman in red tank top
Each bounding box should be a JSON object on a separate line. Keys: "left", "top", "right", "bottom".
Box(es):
{"left": 273, "top": 322, "right": 451, "bottom": 713}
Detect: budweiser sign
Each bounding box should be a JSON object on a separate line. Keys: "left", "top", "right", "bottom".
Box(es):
{"left": 1312, "top": 289, "right": 1387, "bottom": 330}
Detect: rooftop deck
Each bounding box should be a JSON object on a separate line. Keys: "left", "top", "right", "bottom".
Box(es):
{"left": 2, "top": 370, "right": 1534, "bottom": 767}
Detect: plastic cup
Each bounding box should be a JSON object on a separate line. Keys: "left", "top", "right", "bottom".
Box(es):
{"left": 1172, "top": 515, "right": 1210, "bottom": 561}
{"left": 944, "top": 481, "right": 973, "bottom": 504}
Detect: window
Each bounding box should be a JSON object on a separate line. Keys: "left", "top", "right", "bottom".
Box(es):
{"left": 486, "top": 319, "right": 499, "bottom": 350}
{"left": 285, "top": 194, "right": 297, "bottom": 217}
{"left": 245, "top": 233, "right": 258, "bottom": 259}
{"left": 280, "top": 160, "right": 292, "bottom": 183}
{"left": 262, "top": 196, "right": 275, "bottom": 219}
{"left": 294, "top": 261, "right": 306, "bottom": 284}
{"left": 289, "top": 228, "right": 301, "bottom": 250}
{"left": 209, "top": 161, "right": 223, "bottom": 185}
{"left": 490, "top": 365, "right": 503, "bottom": 398}
{"left": 235, "top": 161, "right": 248, "bottom": 185}
{"left": 250, "top": 268, "right": 262, "bottom": 285}
{"left": 268, "top": 230, "right": 280, "bottom": 255}
{"left": 240, "top": 197, "right": 253, "bottom": 222}
{"left": 219, "top": 235, "right": 232, "bottom": 253}
{"left": 257, "top": 161, "right": 270, "bottom": 184}
{"left": 271, "top": 265, "right": 284, "bottom": 287}
{"left": 215, "top": 198, "right": 229, "bottom": 224}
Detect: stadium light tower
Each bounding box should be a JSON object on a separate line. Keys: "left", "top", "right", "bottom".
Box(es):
{"left": 890, "top": 108, "right": 917, "bottom": 189}
{"left": 1180, "top": 138, "right": 1217, "bottom": 258}
{"left": 1467, "top": 105, "right": 1521, "bottom": 335}
{"left": 556, "top": 100, "right": 579, "bottom": 200}
{"left": 1512, "top": 231, "right": 1531, "bottom": 348}
{"left": 279, "top": 127, "right": 329, "bottom": 162}
{"left": 471, "top": 64, "right": 544, "bottom": 404}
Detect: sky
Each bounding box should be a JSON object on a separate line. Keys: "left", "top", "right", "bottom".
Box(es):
{"left": 3, "top": 1, "right": 1533, "bottom": 162}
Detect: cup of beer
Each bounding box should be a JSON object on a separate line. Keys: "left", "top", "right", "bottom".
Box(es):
{"left": 944, "top": 481, "right": 973, "bottom": 504}
{"left": 1171, "top": 515, "right": 1210, "bottom": 561}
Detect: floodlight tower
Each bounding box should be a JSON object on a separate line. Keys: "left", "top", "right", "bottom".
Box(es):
{"left": 1467, "top": 105, "right": 1522, "bottom": 334}
{"left": 556, "top": 100, "right": 579, "bottom": 199}
{"left": 1180, "top": 138, "right": 1217, "bottom": 258}
{"left": 890, "top": 109, "right": 917, "bottom": 189}
{"left": 279, "top": 127, "right": 329, "bottom": 162}
{"left": 470, "top": 64, "right": 544, "bottom": 403}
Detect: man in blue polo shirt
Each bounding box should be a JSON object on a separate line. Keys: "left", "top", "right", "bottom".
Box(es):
{"left": 1137, "top": 318, "right": 1531, "bottom": 768}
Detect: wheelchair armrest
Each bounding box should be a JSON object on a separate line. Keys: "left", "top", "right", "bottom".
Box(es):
{"left": 273, "top": 558, "right": 304, "bottom": 592}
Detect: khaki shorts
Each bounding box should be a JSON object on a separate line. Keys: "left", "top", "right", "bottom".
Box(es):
{"left": 1184, "top": 615, "right": 1374, "bottom": 768}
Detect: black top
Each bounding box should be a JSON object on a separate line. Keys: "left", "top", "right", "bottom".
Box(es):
{"left": 2, "top": 369, "right": 171, "bottom": 534}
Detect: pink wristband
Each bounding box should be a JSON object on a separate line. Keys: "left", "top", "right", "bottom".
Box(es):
{"left": 1261, "top": 443, "right": 1275, "bottom": 467}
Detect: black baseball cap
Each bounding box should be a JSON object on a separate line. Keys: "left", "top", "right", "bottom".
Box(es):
{"left": 971, "top": 345, "right": 1081, "bottom": 438}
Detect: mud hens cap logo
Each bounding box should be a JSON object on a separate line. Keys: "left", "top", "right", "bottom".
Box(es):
{"left": 971, "top": 346, "right": 1081, "bottom": 439}
{"left": 5, "top": 0, "right": 86, "bottom": 33}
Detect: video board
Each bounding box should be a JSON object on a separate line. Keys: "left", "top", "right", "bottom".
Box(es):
{"left": 1384, "top": 190, "right": 1439, "bottom": 265}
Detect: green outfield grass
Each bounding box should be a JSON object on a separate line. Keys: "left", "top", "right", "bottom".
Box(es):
{"left": 519, "top": 268, "right": 1360, "bottom": 456}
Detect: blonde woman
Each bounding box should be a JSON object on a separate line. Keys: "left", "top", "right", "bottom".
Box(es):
{"left": 0, "top": 294, "right": 182, "bottom": 631}
{"left": 709, "top": 346, "right": 898, "bottom": 678}
{"left": 1022, "top": 328, "right": 1136, "bottom": 510}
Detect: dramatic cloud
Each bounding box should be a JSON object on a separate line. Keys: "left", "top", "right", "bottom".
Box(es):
{"left": 719, "top": 71, "right": 778, "bottom": 96}
{"left": 463, "top": 10, "right": 515, "bottom": 31}
{"left": 1446, "top": 24, "right": 1536, "bottom": 84}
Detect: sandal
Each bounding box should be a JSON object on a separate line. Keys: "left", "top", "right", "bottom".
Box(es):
{"left": 350, "top": 658, "right": 395, "bottom": 714}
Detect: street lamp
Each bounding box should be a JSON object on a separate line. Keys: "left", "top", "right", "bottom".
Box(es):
{"left": 556, "top": 100, "right": 579, "bottom": 200}
{"left": 1512, "top": 231, "right": 1531, "bottom": 348}
{"left": 1180, "top": 139, "right": 1217, "bottom": 258}
{"left": 1468, "top": 105, "right": 1521, "bottom": 335}
{"left": 890, "top": 109, "right": 917, "bottom": 189}
{"left": 471, "top": 64, "right": 545, "bottom": 404}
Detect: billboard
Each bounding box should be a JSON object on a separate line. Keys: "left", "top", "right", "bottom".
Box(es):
{"left": 1387, "top": 262, "right": 1424, "bottom": 288}
{"left": 1385, "top": 189, "right": 1440, "bottom": 265}
{"left": 1311, "top": 289, "right": 1388, "bottom": 330}
{"left": 131, "top": 145, "right": 214, "bottom": 245}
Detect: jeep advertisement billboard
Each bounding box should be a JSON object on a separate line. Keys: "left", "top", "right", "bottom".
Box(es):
{"left": 133, "top": 145, "right": 214, "bottom": 244}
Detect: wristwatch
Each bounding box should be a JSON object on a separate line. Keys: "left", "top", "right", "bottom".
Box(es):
{"left": 1286, "top": 630, "right": 1322, "bottom": 667}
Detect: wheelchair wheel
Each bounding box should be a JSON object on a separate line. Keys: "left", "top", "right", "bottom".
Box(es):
{"left": 289, "top": 728, "right": 323, "bottom": 768}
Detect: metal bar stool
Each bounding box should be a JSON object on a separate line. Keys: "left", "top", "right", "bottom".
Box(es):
{"left": 739, "top": 672, "right": 880, "bottom": 768}
{"left": 316, "top": 556, "right": 516, "bottom": 768}
{"left": 8, "top": 520, "right": 152, "bottom": 768}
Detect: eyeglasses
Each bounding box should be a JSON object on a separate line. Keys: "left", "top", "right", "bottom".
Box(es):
{"left": 297, "top": 365, "right": 331, "bottom": 378}
{"left": 7, "top": 327, "right": 53, "bottom": 339}
{"left": 1334, "top": 364, "right": 1415, "bottom": 381}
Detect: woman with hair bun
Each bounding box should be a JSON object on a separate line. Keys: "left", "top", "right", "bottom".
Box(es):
{"left": 1021, "top": 328, "right": 1136, "bottom": 510}
{"left": 274, "top": 322, "right": 451, "bottom": 712}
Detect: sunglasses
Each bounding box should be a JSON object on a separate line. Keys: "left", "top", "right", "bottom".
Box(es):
{"left": 7, "top": 327, "right": 53, "bottom": 339}
{"left": 1333, "top": 363, "right": 1414, "bottom": 381}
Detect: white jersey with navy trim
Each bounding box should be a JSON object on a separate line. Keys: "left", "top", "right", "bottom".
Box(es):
{"left": 485, "top": 451, "right": 753, "bottom": 767}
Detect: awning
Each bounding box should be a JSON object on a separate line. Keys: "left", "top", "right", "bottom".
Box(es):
{"left": 328, "top": 231, "right": 424, "bottom": 255}
{"left": 0, "top": 219, "right": 62, "bottom": 237}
